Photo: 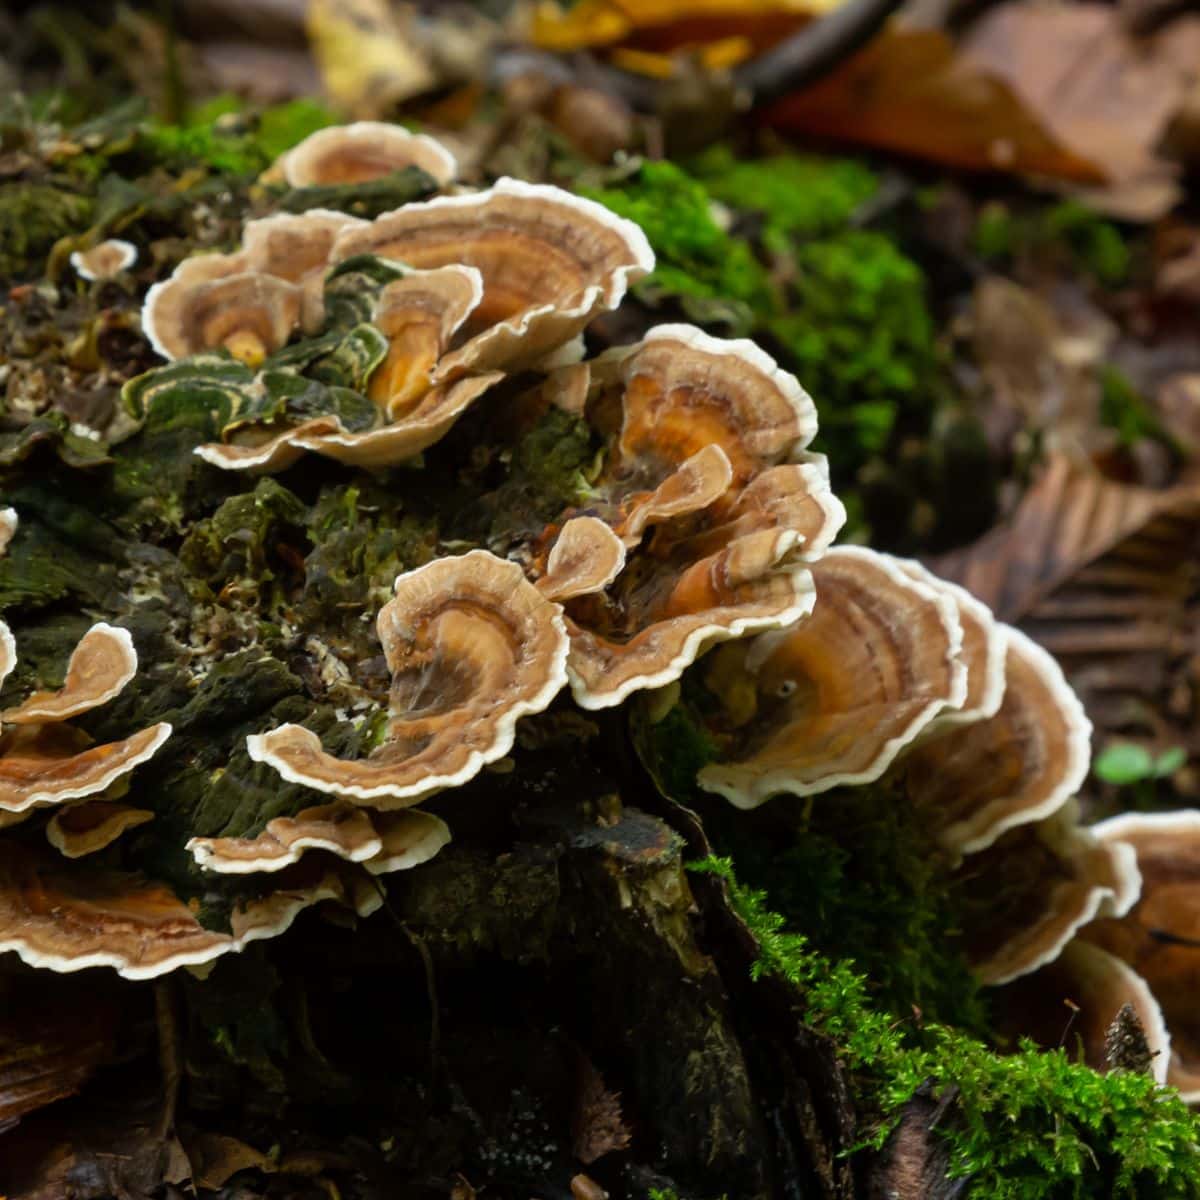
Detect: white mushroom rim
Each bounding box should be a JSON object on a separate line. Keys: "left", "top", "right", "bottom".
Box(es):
{"left": 70, "top": 239, "right": 138, "bottom": 281}
{"left": 333, "top": 178, "right": 656, "bottom": 372}
{"left": 281, "top": 122, "right": 460, "bottom": 188}
{"left": 1, "top": 722, "right": 174, "bottom": 813}
{"left": 247, "top": 552, "right": 572, "bottom": 802}
{"left": 568, "top": 536, "right": 819, "bottom": 713}
{"left": 696, "top": 545, "right": 968, "bottom": 808}
{"left": 605, "top": 323, "right": 821, "bottom": 455}
{"left": 0, "top": 876, "right": 360, "bottom": 982}
{"left": 946, "top": 624, "right": 1093, "bottom": 856}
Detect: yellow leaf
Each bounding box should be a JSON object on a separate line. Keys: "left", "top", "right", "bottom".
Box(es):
{"left": 306, "top": 0, "right": 435, "bottom": 117}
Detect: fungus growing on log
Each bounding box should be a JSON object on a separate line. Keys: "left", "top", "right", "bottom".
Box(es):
{"left": 992, "top": 940, "right": 1170, "bottom": 1081}
{"left": 241, "top": 209, "right": 367, "bottom": 332}
{"left": 187, "top": 803, "right": 449, "bottom": 877}
{"left": 1080, "top": 811, "right": 1200, "bottom": 1101}
{"left": 142, "top": 258, "right": 302, "bottom": 365}
{"left": 69, "top": 238, "right": 137, "bottom": 281}
{"left": 0, "top": 845, "right": 367, "bottom": 980}
{"left": 45, "top": 801, "right": 154, "bottom": 859}
{"left": 330, "top": 178, "right": 654, "bottom": 378}
{"left": 893, "top": 557, "right": 1006, "bottom": 731}
{"left": 905, "top": 625, "right": 1092, "bottom": 855}
{"left": 0, "top": 622, "right": 171, "bottom": 823}
{"left": 544, "top": 327, "right": 839, "bottom": 711}
{"left": 278, "top": 121, "right": 458, "bottom": 188}
{"left": 536, "top": 516, "right": 627, "bottom": 602}
{"left": 249, "top": 551, "right": 569, "bottom": 804}
{"left": 955, "top": 800, "right": 1140, "bottom": 985}
{"left": 694, "top": 546, "right": 966, "bottom": 808}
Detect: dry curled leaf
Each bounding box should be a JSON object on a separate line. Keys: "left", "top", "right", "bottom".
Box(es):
{"left": 762, "top": 27, "right": 1106, "bottom": 183}
{"left": 935, "top": 454, "right": 1200, "bottom": 749}
{"left": 962, "top": 4, "right": 1200, "bottom": 216}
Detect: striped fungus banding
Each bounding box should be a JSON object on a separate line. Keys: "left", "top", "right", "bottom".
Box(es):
{"left": 0, "top": 843, "right": 373, "bottom": 981}
{"left": 277, "top": 121, "right": 458, "bottom": 189}
{"left": 186, "top": 804, "right": 449, "bottom": 878}
{"left": 45, "top": 801, "right": 155, "bottom": 859}
{"left": 540, "top": 326, "right": 841, "bottom": 712}
{"left": 695, "top": 546, "right": 967, "bottom": 808}
{"left": 1079, "top": 811, "right": 1200, "bottom": 1102}
{"left": 0, "top": 623, "right": 172, "bottom": 824}
{"left": 328, "top": 177, "right": 654, "bottom": 381}
{"left": 248, "top": 551, "right": 569, "bottom": 805}
{"left": 904, "top": 624, "right": 1092, "bottom": 857}
{"left": 955, "top": 800, "right": 1140, "bottom": 986}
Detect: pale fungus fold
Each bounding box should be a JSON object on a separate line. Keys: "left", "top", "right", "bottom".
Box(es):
{"left": 1079, "top": 811, "right": 1200, "bottom": 1101}
{"left": 69, "top": 238, "right": 138, "bottom": 282}
{"left": 0, "top": 844, "right": 371, "bottom": 980}
{"left": 277, "top": 121, "right": 458, "bottom": 188}
{"left": 329, "top": 178, "right": 654, "bottom": 379}
{"left": 905, "top": 625, "right": 1092, "bottom": 856}
{"left": 186, "top": 803, "right": 449, "bottom": 877}
{"left": 45, "top": 801, "right": 155, "bottom": 859}
{"left": 542, "top": 326, "right": 840, "bottom": 711}
{"left": 142, "top": 259, "right": 302, "bottom": 365}
{"left": 0, "top": 622, "right": 172, "bottom": 823}
{"left": 249, "top": 551, "right": 569, "bottom": 804}
{"left": 695, "top": 546, "right": 967, "bottom": 808}
{"left": 956, "top": 801, "right": 1140, "bottom": 985}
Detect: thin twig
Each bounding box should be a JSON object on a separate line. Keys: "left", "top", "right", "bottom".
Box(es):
{"left": 733, "top": 0, "right": 909, "bottom": 107}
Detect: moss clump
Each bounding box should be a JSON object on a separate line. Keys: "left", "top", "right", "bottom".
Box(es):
{"left": 0, "top": 182, "right": 92, "bottom": 276}
{"left": 690, "top": 145, "right": 878, "bottom": 247}
{"left": 694, "top": 856, "right": 1200, "bottom": 1199}
{"left": 638, "top": 697, "right": 983, "bottom": 1029}
{"left": 582, "top": 159, "right": 775, "bottom": 330}
{"left": 768, "top": 230, "right": 938, "bottom": 456}
{"left": 583, "top": 156, "right": 952, "bottom": 533}
{"left": 137, "top": 95, "right": 336, "bottom": 177}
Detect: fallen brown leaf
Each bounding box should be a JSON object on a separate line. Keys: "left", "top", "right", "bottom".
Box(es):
{"left": 962, "top": 3, "right": 1200, "bottom": 202}
{"left": 934, "top": 453, "right": 1200, "bottom": 745}
{"left": 762, "top": 26, "right": 1106, "bottom": 184}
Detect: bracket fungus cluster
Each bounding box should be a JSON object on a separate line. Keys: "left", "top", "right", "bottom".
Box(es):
{"left": 8, "top": 117, "right": 1196, "bottom": 1154}
{"left": 538, "top": 326, "right": 843, "bottom": 710}
{"left": 683, "top": 544, "right": 1146, "bottom": 998}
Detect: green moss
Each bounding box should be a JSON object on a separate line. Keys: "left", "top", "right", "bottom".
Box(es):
{"left": 137, "top": 96, "right": 337, "bottom": 177}
{"left": 768, "top": 230, "right": 937, "bottom": 457}
{"left": 179, "top": 478, "right": 307, "bottom": 601}
{"left": 636, "top": 681, "right": 981, "bottom": 1029}
{"left": 582, "top": 159, "right": 775, "bottom": 320}
{"left": 974, "top": 200, "right": 1131, "bottom": 286}
{"left": 693, "top": 856, "right": 1200, "bottom": 1199}
{"left": 690, "top": 145, "right": 878, "bottom": 246}
{"left": 1099, "top": 366, "right": 1172, "bottom": 448}
{"left": 0, "top": 182, "right": 92, "bottom": 277}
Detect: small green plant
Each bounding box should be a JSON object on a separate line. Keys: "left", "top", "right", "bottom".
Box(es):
{"left": 974, "top": 200, "right": 1131, "bottom": 286}
{"left": 692, "top": 855, "right": 1200, "bottom": 1198}
{"left": 1094, "top": 742, "right": 1187, "bottom": 787}
{"left": 1098, "top": 366, "right": 1173, "bottom": 449}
